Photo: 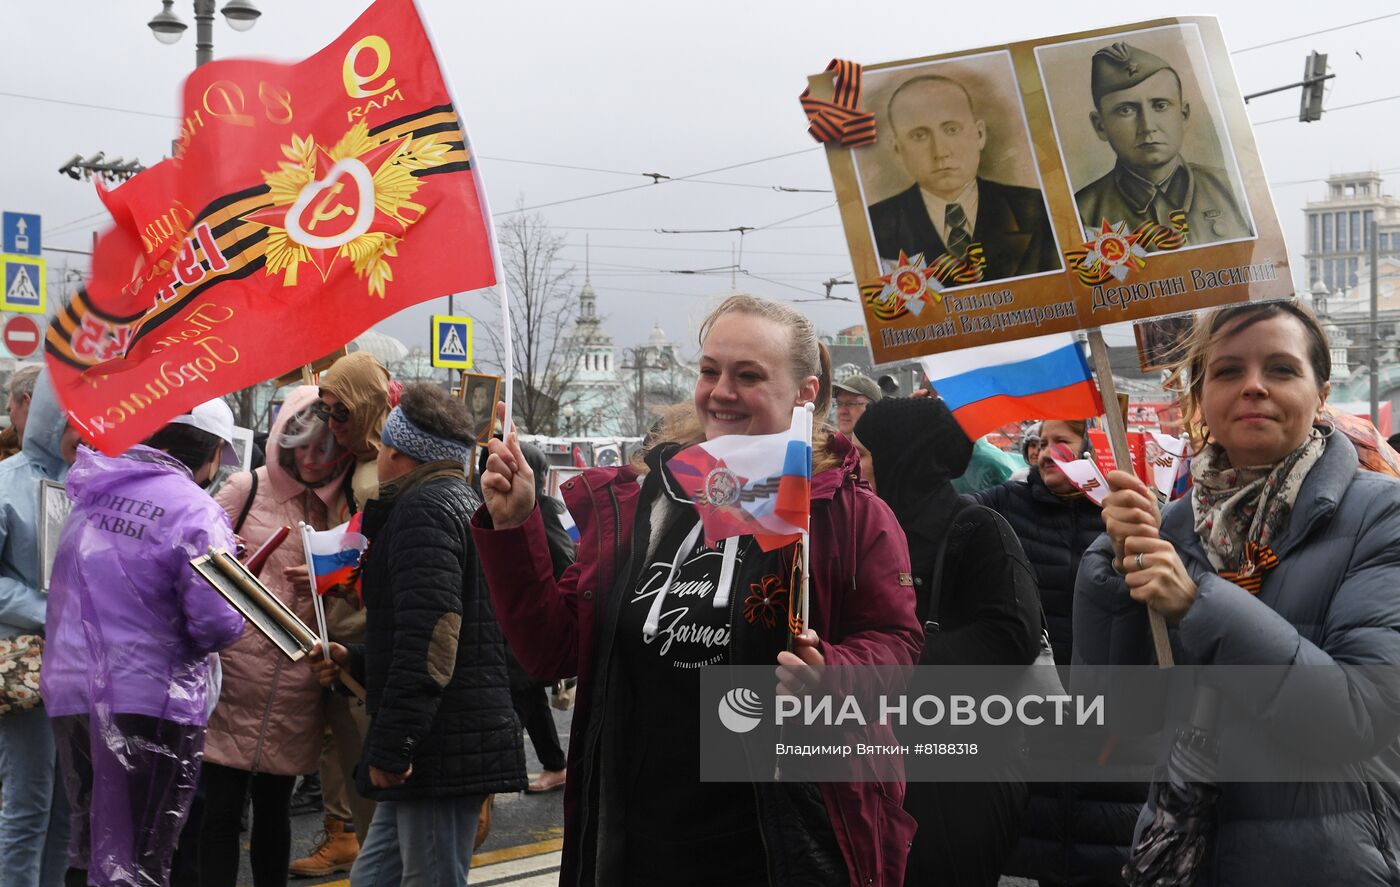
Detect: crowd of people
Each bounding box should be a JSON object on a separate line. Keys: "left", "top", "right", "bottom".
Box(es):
{"left": 0, "top": 293, "right": 1397, "bottom": 887}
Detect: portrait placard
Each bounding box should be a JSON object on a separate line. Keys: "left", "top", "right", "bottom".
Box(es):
{"left": 230, "top": 426, "right": 255, "bottom": 475}
{"left": 36, "top": 480, "right": 72, "bottom": 594}
{"left": 460, "top": 372, "right": 503, "bottom": 444}
{"left": 1133, "top": 314, "right": 1195, "bottom": 373}
{"left": 811, "top": 16, "right": 1290, "bottom": 364}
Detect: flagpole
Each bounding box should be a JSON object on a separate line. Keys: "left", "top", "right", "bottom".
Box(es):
{"left": 298, "top": 521, "right": 332, "bottom": 660}
{"left": 1086, "top": 328, "right": 1173, "bottom": 668}
{"left": 411, "top": 0, "right": 515, "bottom": 436}
{"left": 799, "top": 402, "right": 814, "bottom": 634}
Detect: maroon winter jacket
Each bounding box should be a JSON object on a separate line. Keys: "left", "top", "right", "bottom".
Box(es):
{"left": 472, "top": 434, "right": 922, "bottom": 886}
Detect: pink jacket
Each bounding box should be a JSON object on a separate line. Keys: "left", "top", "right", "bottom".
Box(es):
{"left": 472, "top": 434, "right": 921, "bottom": 886}
{"left": 205, "top": 386, "right": 352, "bottom": 775}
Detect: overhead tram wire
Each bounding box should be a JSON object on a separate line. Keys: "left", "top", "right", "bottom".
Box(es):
{"left": 1252, "top": 92, "right": 1400, "bottom": 126}
{"left": 480, "top": 157, "right": 830, "bottom": 193}
{"left": 560, "top": 242, "right": 848, "bottom": 257}
{"left": 500, "top": 146, "right": 824, "bottom": 214}
{"left": 1230, "top": 13, "right": 1400, "bottom": 54}
{"left": 0, "top": 90, "right": 180, "bottom": 120}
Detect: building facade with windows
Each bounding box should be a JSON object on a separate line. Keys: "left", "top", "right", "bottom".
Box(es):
{"left": 1303, "top": 171, "right": 1400, "bottom": 296}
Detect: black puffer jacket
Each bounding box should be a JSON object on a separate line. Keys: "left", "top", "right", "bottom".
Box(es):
{"left": 976, "top": 472, "right": 1141, "bottom": 886}
{"left": 350, "top": 464, "right": 527, "bottom": 801}
{"left": 971, "top": 469, "right": 1104, "bottom": 666}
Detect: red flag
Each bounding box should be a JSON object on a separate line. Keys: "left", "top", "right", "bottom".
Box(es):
{"left": 46, "top": 0, "right": 494, "bottom": 454}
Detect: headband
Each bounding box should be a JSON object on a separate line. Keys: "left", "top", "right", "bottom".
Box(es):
{"left": 380, "top": 406, "right": 473, "bottom": 466}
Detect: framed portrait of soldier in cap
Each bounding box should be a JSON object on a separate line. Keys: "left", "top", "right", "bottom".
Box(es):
{"left": 855, "top": 51, "right": 1063, "bottom": 286}
{"left": 1035, "top": 23, "right": 1256, "bottom": 251}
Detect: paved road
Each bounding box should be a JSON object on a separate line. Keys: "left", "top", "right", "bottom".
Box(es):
{"left": 238, "top": 702, "right": 1035, "bottom": 886}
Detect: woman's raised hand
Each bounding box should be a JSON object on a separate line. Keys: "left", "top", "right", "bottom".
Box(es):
{"left": 480, "top": 403, "right": 536, "bottom": 530}
{"left": 1102, "top": 469, "right": 1161, "bottom": 573}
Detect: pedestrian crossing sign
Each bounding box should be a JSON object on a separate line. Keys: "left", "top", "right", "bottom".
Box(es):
{"left": 0, "top": 255, "right": 45, "bottom": 314}
{"left": 431, "top": 315, "right": 473, "bottom": 369}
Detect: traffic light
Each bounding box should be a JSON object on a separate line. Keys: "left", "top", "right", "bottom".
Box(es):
{"left": 1299, "top": 52, "right": 1327, "bottom": 123}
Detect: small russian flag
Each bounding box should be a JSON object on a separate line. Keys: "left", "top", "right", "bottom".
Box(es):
{"left": 304, "top": 520, "right": 368, "bottom": 592}
{"left": 920, "top": 332, "right": 1104, "bottom": 442}
{"left": 666, "top": 406, "right": 811, "bottom": 551}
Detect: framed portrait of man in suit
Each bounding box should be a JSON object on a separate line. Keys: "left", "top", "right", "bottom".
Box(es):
{"left": 855, "top": 51, "right": 1064, "bottom": 286}
{"left": 1036, "top": 23, "right": 1256, "bottom": 251}
{"left": 809, "top": 16, "right": 1291, "bottom": 366}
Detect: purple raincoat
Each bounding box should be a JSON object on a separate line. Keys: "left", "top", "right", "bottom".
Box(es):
{"left": 42, "top": 444, "right": 244, "bottom": 887}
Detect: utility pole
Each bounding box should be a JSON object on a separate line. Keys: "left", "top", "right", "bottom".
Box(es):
{"left": 1241, "top": 51, "right": 1332, "bottom": 122}
{"left": 620, "top": 345, "right": 667, "bottom": 436}
{"left": 1371, "top": 217, "right": 1380, "bottom": 426}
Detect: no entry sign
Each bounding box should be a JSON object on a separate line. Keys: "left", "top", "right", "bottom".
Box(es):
{"left": 4, "top": 314, "right": 41, "bottom": 359}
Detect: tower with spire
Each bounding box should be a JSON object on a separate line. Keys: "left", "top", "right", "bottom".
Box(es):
{"left": 561, "top": 253, "right": 625, "bottom": 435}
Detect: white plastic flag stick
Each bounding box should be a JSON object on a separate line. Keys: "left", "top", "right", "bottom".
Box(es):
{"left": 298, "top": 522, "right": 331, "bottom": 659}
{"left": 413, "top": 0, "right": 514, "bottom": 436}
{"left": 799, "top": 402, "right": 815, "bottom": 633}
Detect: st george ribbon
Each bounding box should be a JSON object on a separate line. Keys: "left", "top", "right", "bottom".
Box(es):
{"left": 46, "top": 0, "right": 496, "bottom": 453}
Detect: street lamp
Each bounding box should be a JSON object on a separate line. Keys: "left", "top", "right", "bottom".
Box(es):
{"left": 220, "top": 0, "right": 261, "bottom": 31}
{"left": 147, "top": 0, "right": 259, "bottom": 67}
{"left": 562, "top": 403, "right": 576, "bottom": 436}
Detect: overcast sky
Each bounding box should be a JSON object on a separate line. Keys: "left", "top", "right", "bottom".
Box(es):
{"left": 4, "top": 1, "right": 1397, "bottom": 368}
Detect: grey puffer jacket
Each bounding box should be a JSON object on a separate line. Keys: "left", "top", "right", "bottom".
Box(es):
{"left": 1075, "top": 432, "right": 1400, "bottom": 886}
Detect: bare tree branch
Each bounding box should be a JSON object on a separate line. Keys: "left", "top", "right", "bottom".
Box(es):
{"left": 474, "top": 207, "right": 579, "bottom": 434}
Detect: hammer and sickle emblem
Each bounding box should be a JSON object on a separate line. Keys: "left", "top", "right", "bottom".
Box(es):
{"left": 307, "top": 182, "right": 356, "bottom": 231}
{"left": 285, "top": 159, "right": 376, "bottom": 250}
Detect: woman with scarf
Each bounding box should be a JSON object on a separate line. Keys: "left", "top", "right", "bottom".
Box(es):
{"left": 200, "top": 388, "right": 353, "bottom": 887}
{"left": 474, "top": 294, "right": 921, "bottom": 887}
{"left": 1078, "top": 301, "right": 1400, "bottom": 884}
{"left": 855, "top": 395, "right": 1041, "bottom": 886}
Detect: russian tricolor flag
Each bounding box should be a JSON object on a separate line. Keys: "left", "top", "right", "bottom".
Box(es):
{"left": 666, "top": 406, "right": 812, "bottom": 551}
{"left": 304, "top": 521, "right": 368, "bottom": 592}
{"left": 920, "top": 332, "right": 1104, "bottom": 442}
{"left": 559, "top": 505, "right": 580, "bottom": 543}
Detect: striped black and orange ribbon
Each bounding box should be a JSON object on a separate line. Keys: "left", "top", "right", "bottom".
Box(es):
{"left": 1131, "top": 210, "right": 1189, "bottom": 251}
{"left": 800, "top": 59, "right": 876, "bottom": 148}
{"left": 1066, "top": 212, "right": 1189, "bottom": 287}
{"left": 861, "top": 246, "right": 985, "bottom": 321}
{"left": 1217, "top": 542, "right": 1279, "bottom": 595}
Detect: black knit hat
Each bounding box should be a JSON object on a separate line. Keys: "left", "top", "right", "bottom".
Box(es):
{"left": 855, "top": 396, "right": 974, "bottom": 503}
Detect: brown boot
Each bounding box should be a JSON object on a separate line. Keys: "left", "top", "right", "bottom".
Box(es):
{"left": 289, "top": 816, "right": 359, "bottom": 878}
{"left": 474, "top": 794, "right": 494, "bottom": 851}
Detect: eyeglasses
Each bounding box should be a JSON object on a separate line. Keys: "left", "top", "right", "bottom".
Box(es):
{"left": 834, "top": 398, "right": 869, "bottom": 410}
{"left": 310, "top": 401, "right": 351, "bottom": 424}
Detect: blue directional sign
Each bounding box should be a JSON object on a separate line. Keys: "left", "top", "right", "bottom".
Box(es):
{"left": 431, "top": 315, "right": 473, "bottom": 369}
{"left": 2, "top": 212, "right": 40, "bottom": 257}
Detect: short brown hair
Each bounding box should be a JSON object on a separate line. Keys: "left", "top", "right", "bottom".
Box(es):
{"left": 398, "top": 383, "right": 475, "bottom": 447}
{"left": 1167, "top": 300, "right": 1330, "bottom": 452}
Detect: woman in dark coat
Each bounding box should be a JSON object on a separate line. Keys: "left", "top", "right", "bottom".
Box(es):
{"left": 970, "top": 419, "right": 1102, "bottom": 667}
{"left": 974, "top": 420, "right": 1141, "bottom": 886}
{"left": 1081, "top": 301, "right": 1400, "bottom": 885}
{"left": 856, "top": 395, "right": 1041, "bottom": 887}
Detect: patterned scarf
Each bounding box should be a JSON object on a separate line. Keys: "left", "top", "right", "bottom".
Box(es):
{"left": 1190, "top": 430, "right": 1326, "bottom": 592}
